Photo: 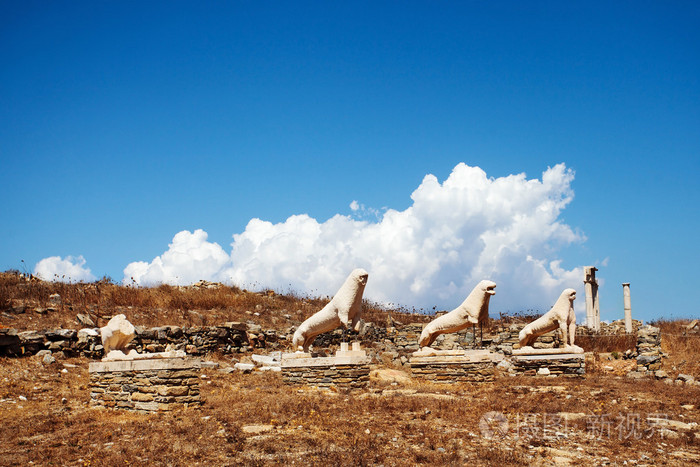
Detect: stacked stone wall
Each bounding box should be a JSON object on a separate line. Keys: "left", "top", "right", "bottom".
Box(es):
{"left": 281, "top": 364, "right": 370, "bottom": 388}
{"left": 409, "top": 361, "right": 495, "bottom": 383}
{"left": 635, "top": 325, "right": 662, "bottom": 369}
{"left": 1, "top": 320, "right": 656, "bottom": 366}
{"left": 490, "top": 324, "right": 562, "bottom": 354}
{"left": 131, "top": 323, "right": 251, "bottom": 355}
{"left": 0, "top": 323, "right": 253, "bottom": 358}
{"left": 625, "top": 325, "right": 664, "bottom": 378}
{"left": 511, "top": 355, "right": 585, "bottom": 377}
{"left": 89, "top": 358, "right": 201, "bottom": 412}
{"left": 576, "top": 319, "right": 642, "bottom": 336}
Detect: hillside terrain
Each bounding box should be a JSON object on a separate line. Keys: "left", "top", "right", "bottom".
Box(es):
{"left": 1, "top": 272, "right": 698, "bottom": 465}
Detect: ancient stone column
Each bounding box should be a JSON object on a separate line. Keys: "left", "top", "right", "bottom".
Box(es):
{"left": 594, "top": 282, "right": 600, "bottom": 330}
{"left": 584, "top": 267, "right": 600, "bottom": 331}
{"left": 623, "top": 283, "right": 632, "bottom": 333}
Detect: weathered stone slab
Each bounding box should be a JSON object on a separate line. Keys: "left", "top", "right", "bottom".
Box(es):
{"left": 281, "top": 348, "right": 370, "bottom": 388}
{"left": 512, "top": 353, "right": 585, "bottom": 362}
{"left": 281, "top": 355, "right": 370, "bottom": 368}
{"left": 89, "top": 357, "right": 201, "bottom": 373}
{"left": 102, "top": 349, "right": 187, "bottom": 362}
{"left": 412, "top": 348, "right": 469, "bottom": 357}
{"left": 510, "top": 353, "right": 585, "bottom": 377}
{"left": 334, "top": 350, "right": 368, "bottom": 358}
{"left": 409, "top": 361, "right": 495, "bottom": 383}
{"left": 512, "top": 346, "right": 584, "bottom": 356}
{"left": 410, "top": 348, "right": 502, "bottom": 365}
{"left": 281, "top": 352, "right": 312, "bottom": 360}
{"left": 409, "top": 350, "right": 501, "bottom": 383}
{"left": 281, "top": 343, "right": 370, "bottom": 369}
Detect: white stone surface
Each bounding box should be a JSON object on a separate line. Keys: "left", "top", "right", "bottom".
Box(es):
{"left": 518, "top": 288, "right": 577, "bottom": 348}
{"left": 78, "top": 328, "right": 99, "bottom": 337}
{"left": 512, "top": 353, "right": 584, "bottom": 362}
{"left": 100, "top": 314, "right": 135, "bottom": 354}
{"left": 292, "top": 268, "right": 368, "bottom": 352}
{"left": 102, "top": 349, "right": 186, "bottom": 362}
{"left": 281, "top": 354, "right": 370, "bottom": 367}
{"left": 646, "top": 417, "right": 697, "bottom": 432}
{"left": 623, "top": 283, "right": 632, "bottom": 333}
{"left": 103, "top": 349, "right": 139, "bottom": 361}
{"left": 335, "top": 341, "right": 367, "bottom": 358}
{"left": 100, "top": 314, "right": 186, "bottom": 362}
{"left": 418, "top": 280, "right": 496, "bottom": 348}
{"left": 281, "top": 351, "right": 312, "bottom": 360}
{"left": 89, "top": 356, "right": 199, "bottom": 373}
{"left": 281, "top": 344, "right": 371, "bottom": 367}
{"left": 513, "top": 346, "right": 583, "bottom": 355}
{"left": 410, "top": 348, "right": 502, "bottom": 364}
{"left": 252, "top": 354, "right": 281, "bottom": 367}
{"left": 496, "top": 359, "right": 514, "bottom": 371}
{"left": 234, "top": 362, "right": 256, "bottom": 372}
{"left": 584, "top": 267, "right": 600, "bottom": 330}
{"left": 412, "top": 347, "right": 468, "bottom": 357}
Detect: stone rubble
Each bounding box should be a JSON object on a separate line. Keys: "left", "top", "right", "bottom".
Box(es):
{"left": 625, "top": 325, "right": 664, "bottom": 378}
{"left": 2, "top": 316, "right": 695, "bottom": 384}
{"left": 281, "top": 363, "right": 371, "bottom": 388}
{"left": 510, "top": 353, "right": 585, "bottom": 377}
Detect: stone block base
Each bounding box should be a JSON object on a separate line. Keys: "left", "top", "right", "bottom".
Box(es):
{"left": 511, "top": 353, "right": 585, "bottom": 377}
{"left": 88, "top": 357, "right": 202, "bottom": 412}
{"left": 281, "top": 363, "right": 371, "bottom": 388}
{"left": 409, "top": 349, "right": 501, "bottom": 383}
{"left": 281, "top": 346, "right": 371, "bottom": 388}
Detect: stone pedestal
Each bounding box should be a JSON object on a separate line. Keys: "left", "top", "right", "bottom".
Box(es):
{"left": 409, "top": 349, "right": 502, "bottom": 383}
{"left": 89, "top": 357, "right": 202, "bottom": 412}
{"left": 510, "top": 348, "right": 585, "bottom": 377}
{"left": 281, "top": 342, "right": 371, "bottom": 388}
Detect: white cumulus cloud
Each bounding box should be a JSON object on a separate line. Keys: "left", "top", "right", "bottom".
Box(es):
{"left": 123, "top": 229, "right": 230, "bottom": 286}
{"left": 122, "top": 163, "right": 588, "bottom": 316}
{"left": 34, "top": 255, "right": 96, "bottom": 283}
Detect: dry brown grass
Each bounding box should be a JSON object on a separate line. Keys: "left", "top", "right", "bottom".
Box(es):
{"left": 574, "top": 334, "right": 637, "bottom": 353}
{"left": 655, "top": 319, "right": 700, "bottom": 377}
{"left": 1, "top": 271, "right": 699, "bottom": 464}
{"left": 1, "top": 271, "right": 411, "bottom": 330}
{"left": 1, "top": 355, "right": 698, "bottom": 466}
{"left": 0, "top": 271, "right": 690, "bottom": 360}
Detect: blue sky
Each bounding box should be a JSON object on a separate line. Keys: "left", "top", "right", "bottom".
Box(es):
{"left": 1, "top": 2, "right": 698, "bottom": 323}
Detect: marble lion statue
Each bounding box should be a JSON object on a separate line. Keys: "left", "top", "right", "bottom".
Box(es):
{"left": 100, "top": 314, "right": 135, "bottom": 354}
{"left": 418, "top": 280, "right": 497, "bottom": 348}
{"left": 292, "top": 268, "right": 369, "bottom": 352}
{"left": 518, "top": 288, "right": 578, "bottom": 349}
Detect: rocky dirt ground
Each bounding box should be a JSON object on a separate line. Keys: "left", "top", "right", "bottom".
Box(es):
{"left": 1, "top": 274, "right": 698, "bottom": 465}
{"left": 0, "top": 353, "right": 698, "bottom": 466}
